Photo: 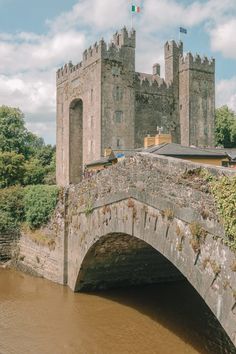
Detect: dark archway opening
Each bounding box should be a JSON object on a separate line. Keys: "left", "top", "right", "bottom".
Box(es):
{"left": 69, "top": 99, "right": 83, "bottom": 184}
{"left": 76, "top": 233, "right": 183, "bottom": 292}
{"left": 76, "top": 233, "right": 235, "bottom": 353}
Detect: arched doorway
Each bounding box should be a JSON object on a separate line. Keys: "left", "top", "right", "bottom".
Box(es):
{"left": 69, "top": 99, "right": 83, "bottom": 183}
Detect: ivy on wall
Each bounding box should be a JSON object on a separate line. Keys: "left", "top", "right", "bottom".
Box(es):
{"left": 210, "top": 176, "right": 236, "bottom": 250}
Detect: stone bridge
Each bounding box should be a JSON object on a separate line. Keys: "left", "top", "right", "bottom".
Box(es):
{"left": 18, "top": 153, "right": 236, "bottom": 347}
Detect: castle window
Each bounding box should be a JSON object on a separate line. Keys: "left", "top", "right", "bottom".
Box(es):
{"left": 91, "top": 89, "right": 93, "bottom": 103}
{"left": 114, "top": 86, "right": 123, "bottom": 101}
{"left": 117, "top": 138, "right": 121, "bottom": 148}
{"left": 90, "top": 115, "right": 94, "bottom": 128}
{"left": 114, "top": 111, "right": 123, "bottom": 123}
{"left": 88, "top": 139, "right": 94, "bottom": 154}
{"left": 180, "top": 104, "right": 182, "bottom": 110}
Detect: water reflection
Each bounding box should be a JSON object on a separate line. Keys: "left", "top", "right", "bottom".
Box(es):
{"left": 0, "top": 268, "right": 233, "bottom": 354}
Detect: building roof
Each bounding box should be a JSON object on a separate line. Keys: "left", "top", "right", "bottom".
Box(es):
{"left": 85, "top": 152, "right": 117, "bottom": 167}
{"left": 143, "top": 143, "right": 228, "bottom": 158}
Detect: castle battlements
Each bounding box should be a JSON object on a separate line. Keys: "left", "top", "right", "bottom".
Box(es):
{"left": 165, "top": 40, "right": 183, "bottom": 58}
{"left": 135, "top": 74, "right": 172, "bottom": 95}
{"left": 111, "top": 27, "right": 136, "bottom": 48}
{"left": 56, "top": 28, "right": 136, "bottom": 85}
{"left": 179, "top": 52, "right": 215, "bottom": 73}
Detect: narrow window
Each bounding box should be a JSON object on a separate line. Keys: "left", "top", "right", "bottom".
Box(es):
{"left": 117, "top": 138, "right": 121, "bottom": 148}
{"left": 116, "top": 86, "right": 120, "bottom": 100}
{"left": 114, "top": 111, "right": 123, "bottom": 123}
{"left": 90, "top": 115, "right": 94, "bottom": 128}
{"left": 91, "top": 89, "right": 93, "bottom": 103}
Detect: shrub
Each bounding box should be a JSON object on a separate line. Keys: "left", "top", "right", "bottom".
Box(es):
{"left": 211, "top": 176, "right": 236, "bottom": 249}
{"left": 24, "top": 185, "right": 59, "bottom": 229}
{"left": 0, "top": 211, "right": 19, "bottom": 233}
{"left": 0, "top": 186, "right": 24, "bottom": 233}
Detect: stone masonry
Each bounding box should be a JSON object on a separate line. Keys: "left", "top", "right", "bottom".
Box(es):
{"left": 13, "top": 154, "right": 236, "bottom": 348}
{"left": 56, "top": 27, "right": 215, "bottom": 185}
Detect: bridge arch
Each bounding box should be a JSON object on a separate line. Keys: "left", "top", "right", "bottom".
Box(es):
{"left": 66, "top": 195, "right": 236, "bottom": 346}
{"left": 75, "top": 232, "right": 183, "bottom": 291}
{"left": 69, "top": 98, "right": 83, "bottom": 183}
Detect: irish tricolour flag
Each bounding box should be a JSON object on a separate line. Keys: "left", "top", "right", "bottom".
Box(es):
{"left": 132, "top": 5, "right": 140, "bottom": 13}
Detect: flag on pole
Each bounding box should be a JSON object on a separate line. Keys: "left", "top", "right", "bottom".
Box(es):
{"left": 179, "top": 27, "right": 187, "bottom": 34}
{"left": 132, "top": 5, "right": 141, "bottom": 13}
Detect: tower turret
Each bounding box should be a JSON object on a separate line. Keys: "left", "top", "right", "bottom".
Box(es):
{"left": 179, "top": 53, "right": 215, "bottom": 146}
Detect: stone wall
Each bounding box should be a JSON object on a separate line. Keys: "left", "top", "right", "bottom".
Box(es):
{"left": 16, "top": 234, "right": 63, "bottom": 283}
{"left": 0, "top": 233, "right": 18, "bottom": 263}
{"left": 11, "top": 190, "right": 67, "bottom": 284}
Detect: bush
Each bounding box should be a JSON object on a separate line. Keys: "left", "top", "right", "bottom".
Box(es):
{"left": 0, "top": 211, "right": 19, "bottom": 233}
{"left": 23, "top": 185, "right": 59, "bottom": 229}
{"left": 0, "top": 186, "right": 24, "bottom": 233}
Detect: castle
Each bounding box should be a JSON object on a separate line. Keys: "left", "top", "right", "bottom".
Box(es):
{"left": 56, "top": 27, "right": 215, "bottom": 185}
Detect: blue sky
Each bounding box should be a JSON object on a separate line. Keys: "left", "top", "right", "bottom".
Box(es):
{"left": 0, "top": 0, "right": 235, "bottom": 144}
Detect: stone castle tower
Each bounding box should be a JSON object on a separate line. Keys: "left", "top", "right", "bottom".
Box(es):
{"left": 56, "top": 27, "right": 215, "bottom": 185}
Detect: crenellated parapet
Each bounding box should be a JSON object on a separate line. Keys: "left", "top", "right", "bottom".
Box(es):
{"left": 112, "top": 27, "right": 136, "bottom": 48}
{"left": 56, "top": 39, "right": 107, "bottom": 85}
{"left": 164, "top": 40, "right": 183, "bottom": 58}
{"left": 134, "top": 73, "right": 172, "bottom": 95}
{"left": 56, "top": 28, "right": 136, "bottom": 85}
{"left": 179, "top": 53, "right": 215, "bottom": 74}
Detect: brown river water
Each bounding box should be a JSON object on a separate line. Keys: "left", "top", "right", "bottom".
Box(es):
{"left": 0, "top": 268, "right": 233, "bottom": 354}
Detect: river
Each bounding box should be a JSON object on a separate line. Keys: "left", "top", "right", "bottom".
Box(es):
{"left": 0, "top": 268, "right": 233, "bottom": 354}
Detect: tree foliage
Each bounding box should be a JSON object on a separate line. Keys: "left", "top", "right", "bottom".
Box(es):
{"left": 0, "top": 186, "right": 24, "bottom": 233}
{"left": 0, "top": 105, "right": 55, "bottom": 187}
{"left": 215, "top": 105, "right": 236, "bottom": 148}
{"left": 0, "top": 185, "right": 59, "bottom": 233}
{"left": 0, "top": 152, "right": 25, "bottom": 188}
{"left": 24, "top": 185, "right": 59, "bottom": 229}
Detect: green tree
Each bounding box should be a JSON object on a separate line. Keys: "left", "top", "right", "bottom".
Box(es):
{"left": 23, "top": 158, "right": 45, "bottom": 185}
{"left": 0, "top": 106, "right": 28, "bottom": 155}
{"left": 215, "top": 105, "right": 236, "bottom": 147}
{"left": 0, "top": 105, "right": 56, "bottom": 187}
{"left": 35, "top": 144, "right": 55, "bottom": 166}
{"left": 0, "top": 152, "right": 25, "bottom": 188}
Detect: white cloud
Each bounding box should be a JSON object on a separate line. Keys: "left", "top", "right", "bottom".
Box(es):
{"left": 0, "top": 0, "right": 235, "bottom": 144}
{"left": 0, "top": 31, "right": 85, "bottom": 74}
{"left": 216, "top": 77, "right": 236, "bottom": 111}
{"left": 0, "top": 71, "right": 55, "bottom": 114}
{"left": 210, "top": 19, "right": 236, "bottom": 59}
{"left": 48, "top": 0, "right": 129, "bottom": 33}
{"left": 26, "top": 120, "right": 56, "bottom": 144}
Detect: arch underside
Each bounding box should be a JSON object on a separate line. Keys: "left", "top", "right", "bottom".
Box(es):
{"left": 76, "top": 233, "right": 184, "bottom": 291}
